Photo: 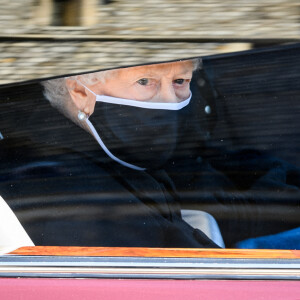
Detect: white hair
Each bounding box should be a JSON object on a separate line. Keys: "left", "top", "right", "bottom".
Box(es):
{"left": 42, "top": 69, "right": 116, "bottom": 114}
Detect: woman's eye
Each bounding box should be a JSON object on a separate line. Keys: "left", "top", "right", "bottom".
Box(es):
{"left": 174, "top": 79, "right": 186, "bottom": 85}
{"left": 137, "top": 78, "right": 149, "bottom": 86}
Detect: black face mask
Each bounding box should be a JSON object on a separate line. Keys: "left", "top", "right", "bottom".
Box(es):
{"left": 80, "top": 91, "right": 192, "bottom": 171}
{"left": 89, "top": 103, "right": 183, "bottom": 170}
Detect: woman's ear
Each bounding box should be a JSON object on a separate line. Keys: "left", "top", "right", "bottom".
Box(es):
{"left": 65, "top": 78, "right": 89, "bottom": 111}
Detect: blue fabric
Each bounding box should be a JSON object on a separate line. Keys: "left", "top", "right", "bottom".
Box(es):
{"left": 236, "top": 227, "right": 300, "bottom": 250}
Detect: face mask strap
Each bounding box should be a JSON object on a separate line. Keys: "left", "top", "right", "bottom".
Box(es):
{"left": 79, "top": 113, "right": 145, "bottom": 171}
{"left": 76, "top": 82, "right": 145, "bottom": 170}
{"left": 76, "top": 80, "right": 97, "bottom": 97}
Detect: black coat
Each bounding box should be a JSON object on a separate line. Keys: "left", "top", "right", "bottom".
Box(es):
{"left": 1, "top": 80, "right": 299, "bottom": 248}
{"left": 0, "top": 92, "right": 218, "bottom": 248}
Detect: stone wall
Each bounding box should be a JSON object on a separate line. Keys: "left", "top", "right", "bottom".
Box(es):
{"left": 0, "top": 0, "right": 299, "bottom": 84}
{"left": 0, "top": 0, "right": 298, "bottom": 37}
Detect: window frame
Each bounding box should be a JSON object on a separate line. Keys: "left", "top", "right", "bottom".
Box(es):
{"left": 0, "top": 246, "right": 299, "bottom": 280}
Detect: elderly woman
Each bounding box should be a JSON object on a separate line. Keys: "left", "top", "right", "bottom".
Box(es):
{"left": 3, "top": 59, "right": 299, "bottom": 249}
{"left": 41, "top": 58, "right": 300, "bottom": 250}
{"left": 8, "top": 59, "right": 217, "bottom": 248}
{"left": 43, "top": 59, "right": 198, "bottom": 171}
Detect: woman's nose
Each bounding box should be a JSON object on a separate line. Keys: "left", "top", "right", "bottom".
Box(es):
{"left": 159, "top": 83, "right": 178, "bottom": 103}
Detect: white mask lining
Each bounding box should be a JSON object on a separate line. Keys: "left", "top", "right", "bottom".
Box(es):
{"left": 96, "top": 94, "right": 192, "bottom": 110}
{"left": 79, "top": 81, "right": 192, "bottom": 110}
{"left": 85, "top": 118, "right": 146, "bottom": 171}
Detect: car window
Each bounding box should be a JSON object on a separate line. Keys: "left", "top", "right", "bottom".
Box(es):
{"left": 1, "top": 0, "right": 300, "bottom": 254}
{"left": 0, "top": 43, "right": 300, "bottom": 250}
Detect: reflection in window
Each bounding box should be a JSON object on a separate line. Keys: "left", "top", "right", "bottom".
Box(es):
{"left": 51, "top": 0, "right": 80, "bottom": 26}
{"left": 36, "top": 0, "right": 98, "bottom": 26}
{"left": 0, "top": 45, "right": 300, "bottom": 250}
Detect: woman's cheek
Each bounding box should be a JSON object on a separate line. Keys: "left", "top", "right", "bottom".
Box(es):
{"left": 174, "top": 84, "right": 190, "bottom": 100}
{"left": 133, "top": 84, "right": 158, "bottom": 101}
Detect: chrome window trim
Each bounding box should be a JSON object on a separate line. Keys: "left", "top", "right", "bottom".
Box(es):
{"left": 0, "top": 256, "right": 299, "bottom": 280}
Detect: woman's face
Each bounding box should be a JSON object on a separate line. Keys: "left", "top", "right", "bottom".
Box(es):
{"left": 89, "top": 60, "right": 194, "bottom": 103}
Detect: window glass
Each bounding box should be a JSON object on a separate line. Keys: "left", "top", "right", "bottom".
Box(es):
{"left": 1, "top": 4, "right": 300, "bottom": 292}
{"left": 0, "top": 44, "right": 300, "bottom": 249}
